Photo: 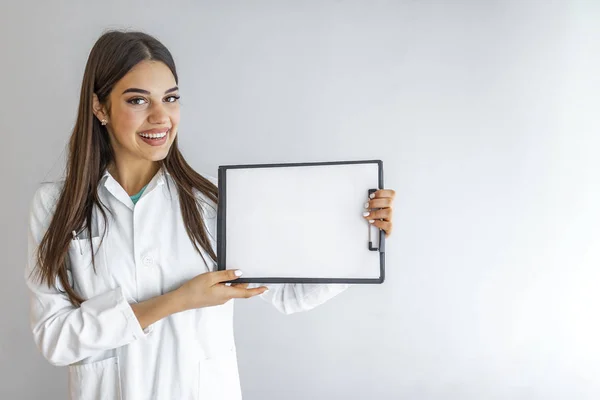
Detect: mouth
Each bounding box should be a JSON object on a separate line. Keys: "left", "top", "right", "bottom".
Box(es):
{"left": 137, "top": 129, "right": 170, "bottom": 146}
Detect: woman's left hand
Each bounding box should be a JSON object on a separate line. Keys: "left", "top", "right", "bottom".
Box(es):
{"left": 362, "top": 189, "right": 396, "bottom": 238}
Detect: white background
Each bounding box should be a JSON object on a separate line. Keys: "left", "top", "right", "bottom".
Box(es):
{"left": 1, "top": 1, "right": 599, "bottom": 399}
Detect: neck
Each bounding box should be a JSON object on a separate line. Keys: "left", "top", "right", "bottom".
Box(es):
{"left": 107, "top": 159, "right": 160, "bottom": 196}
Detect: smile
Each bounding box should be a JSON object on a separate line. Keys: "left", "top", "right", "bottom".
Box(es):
{"left": 138, "top": 130, "right": 168, "bottom": 139}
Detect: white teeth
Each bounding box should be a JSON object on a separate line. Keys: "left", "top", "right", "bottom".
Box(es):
{"left": 139, "top": 131, "right": 167, "bottom": 139}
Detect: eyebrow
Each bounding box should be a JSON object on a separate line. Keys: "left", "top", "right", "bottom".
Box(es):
{"left": 122, "top": 86, "right": 179, "bottom": 95}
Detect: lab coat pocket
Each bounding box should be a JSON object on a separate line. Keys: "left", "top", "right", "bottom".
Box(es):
{"left": 68, "top": 236, "right": 111, "bottom": 299}
{"left": 198, "top": 349, "right": 241, "bottom": 400}
{"left": 68, "top": 236, "right": 104, "bottom": 270}
{"left": 68, "top": 357, "right": 122, "bottom": 400}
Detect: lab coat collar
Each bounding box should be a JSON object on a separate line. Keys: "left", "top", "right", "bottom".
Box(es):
{"left": 101, "top": 166, "right": 171, "bottom": 210}
{"left": 100, "top": 165, "right": 170, "bottom": 179}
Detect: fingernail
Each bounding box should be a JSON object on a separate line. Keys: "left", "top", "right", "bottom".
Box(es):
{"left": 370, "top": 193, "right": 375, "bottom": 199}
{"left": 369, "top": 220, "right": 375, "bottom": 224}
{"left": 363, "top": 212, "right": 370, "bottom": 217}
{"left": 234, "top": 270, "right": 243, "bottom": 277}
{"left": 364, "top": 202, "right": 370, "bottom": 209}
{"left": 263, "top": 288, "right": 270, "bottom": 293}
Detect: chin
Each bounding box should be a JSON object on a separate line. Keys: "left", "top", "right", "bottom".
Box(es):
{"left": 150, "top": 151, "right": 170, "bottom": 162}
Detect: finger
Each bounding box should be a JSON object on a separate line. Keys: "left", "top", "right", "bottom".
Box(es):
{"left": 370, "top": 219, "right": 392, "bottom": 237}
{"left": 227, "top": 285, "right": 269, "bottom": 299}
{"left": 209, "top": 269, "right": 243, "bottom": 285}
{"left": 231, "top": 283, "right": 250, "bottom": 289}
{"left": 369, "top": 189, "right": 396, "bottom": 200}
{"left": 363, "top": 208, "right": 392, "bottom": 221}
{"left": 365, "top": 198, "right": 393, "bottom": 210}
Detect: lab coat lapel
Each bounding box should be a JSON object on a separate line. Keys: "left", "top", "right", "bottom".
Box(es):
{"left": 101, "top": 168, "right": 168, "bottom": 210}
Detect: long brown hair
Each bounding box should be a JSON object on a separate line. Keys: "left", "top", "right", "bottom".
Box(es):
{"left": 33, "top": 30, "right": 217, "bottom": 306}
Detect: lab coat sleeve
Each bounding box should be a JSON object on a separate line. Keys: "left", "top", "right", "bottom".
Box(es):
{"left": 25, "top": 184, "right": 148, "bottom": 367}
{"left": 257, "top": 283, "right": 351, "bottom": 315}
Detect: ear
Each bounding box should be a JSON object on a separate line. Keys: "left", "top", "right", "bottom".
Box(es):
{"left": 92, "top": 93, "right": 108, "bottom": 124}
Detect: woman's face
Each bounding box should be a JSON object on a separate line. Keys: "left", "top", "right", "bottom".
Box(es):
{"left": 96, "top": 60, "right": 180, "bottom": 165}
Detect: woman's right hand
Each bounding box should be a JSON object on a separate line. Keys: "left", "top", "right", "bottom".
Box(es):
{"left": 175, "top": 270, "right": 268, "bottom": 311}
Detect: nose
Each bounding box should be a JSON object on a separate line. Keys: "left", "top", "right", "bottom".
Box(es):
{"left": 148, "top": 102, "right": 170, "bottom": 125}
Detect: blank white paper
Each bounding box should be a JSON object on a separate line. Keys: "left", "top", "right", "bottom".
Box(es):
{"left": 221, "top": 162, "right": 383, "bottom": 281}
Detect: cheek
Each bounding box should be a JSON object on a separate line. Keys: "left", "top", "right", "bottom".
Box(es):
{"left": 113, "top": 107, "right": 145, "bottom": 138}
{"left": 170, "top": 108, "right": 181, "bottom": 127}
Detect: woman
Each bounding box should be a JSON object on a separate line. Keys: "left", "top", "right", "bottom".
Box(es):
{"left": 26, "top": 30, "right": 396, "bottom": 400}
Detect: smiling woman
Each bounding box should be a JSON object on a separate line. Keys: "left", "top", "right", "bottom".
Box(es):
{"left": 93, "top": 60, "right": 181, "bottom": 172}
{"left": 24, "top": 30, "right": 390, "bottom": 400}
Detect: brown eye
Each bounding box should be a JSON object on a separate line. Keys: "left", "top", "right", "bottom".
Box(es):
{"left": 127, "top": 97, "right": 147, "bottom": 105}
{"left": 165, "top": 95, "right": 180, "bottom": 103}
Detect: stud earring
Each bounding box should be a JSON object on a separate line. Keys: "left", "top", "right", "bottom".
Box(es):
{"left": 101, "top": 119, "right": 107, "bottom": 125}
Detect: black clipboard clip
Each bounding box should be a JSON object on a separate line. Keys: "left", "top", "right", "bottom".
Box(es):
{"left": 368, "top": 188, "right": 386, "bottom": 253}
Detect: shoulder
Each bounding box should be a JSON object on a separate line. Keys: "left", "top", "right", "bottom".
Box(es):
{"left": 163, "top": 169, "right": 217, "bottom": 207}
{"left": 30, "top": 181, "right": 64, "bottom": 216}
{"left": 28, "top": 180, "right": 65, "bottom": 238}
{"left": 192, "top": 173, "right": 218, "bottom": 218}
{"left": 201, "top": 173, "right": 218, "bottom": 187}
{"left": 192, "top": 172, "right": 218, "bottom": 196}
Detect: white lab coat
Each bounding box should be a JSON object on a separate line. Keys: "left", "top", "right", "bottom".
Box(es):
{"left": 25, "top": 167, "right": 349, "bottom": 400}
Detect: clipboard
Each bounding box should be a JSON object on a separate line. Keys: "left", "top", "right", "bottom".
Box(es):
{"left": 217, "top": 160, "right": 385, "bottom": 284}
